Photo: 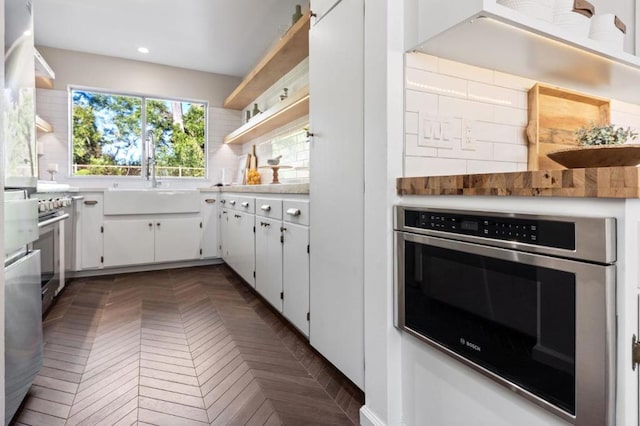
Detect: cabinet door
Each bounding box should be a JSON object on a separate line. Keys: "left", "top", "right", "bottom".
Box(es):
{"left": 309, "top": 0, "right": 364, "bottom": 388}
{"left": 228, "top": 211, "right": 255, "bottom": 287}
{"left": 220, "top": 209, "right": 230, "bottom": 261}
{"left": 255, "top": 217, "right": 283, "bottom": 312}
{"left": 79, "top": 193, "right": 104, "bottom": 270}
{"left": 311, "top": 0, "right": 342, "bottom": 23}
{"left": 283, "top": 223, "right": 309, "bottom": 337}
{"left": 155, "top": 217, "right": 202, "bottom": 263}
{"left": 103, "top": 219, "right": 154, "bottom": 267}
{"left": 201, "top": 195, "right": 219, "bottom": 258}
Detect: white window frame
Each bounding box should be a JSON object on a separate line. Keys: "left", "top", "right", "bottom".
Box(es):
{"left": 68, "top": 85, "right": 209, "bottom": 180}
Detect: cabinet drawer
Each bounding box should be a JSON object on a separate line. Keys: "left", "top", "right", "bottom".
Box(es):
{"left": 283, "top": 200, "right": 309, "bottom": 226}
{"left": 222, "top": 195, "right": 255, "bottom": 213}
{"left": 256, "top": 198, "right": 283, "bottom": 220}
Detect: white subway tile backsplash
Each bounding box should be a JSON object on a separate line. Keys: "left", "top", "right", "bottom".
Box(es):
{"left": 473, "top": 122, "right": 518, "bottom": 144}
{"left": 405, "top": 112, "right": 419, "bottom": 135}
{"left": 405, "top": 90, "right": 438, "bottom": 113}
{"left": 438, "top": 58, "right": 494, "bottom": 84}
{"left": 405, "top": 156, "right": 467, "bottom": 177}
{"left": 439, "top": 97, "right": 494, "bottom": 122}
{"left": 466, "top": 160, "right": 519, "bottom": 174}
{"left": 611, "top": 100, "right": 640, "bottom": 115}
{"left": 406, "top": 52, "right": 438, "bottom": 72}
{"left": 492, "top": 143, "right": 528, "bottom": 162}
{"left": 492, "top": 105, "right": 528, "bottom": 127}
{"left": 439, "top": 141, "right": 494, "bottom": 161}
{"left": 406, "top": 68, "right": 467, "bottom": 99}
{"left": 405, "top": 134, "right": 438, "bottom": 157}
{"left": 468, "top": 81, "right": 527, "bottom": 109}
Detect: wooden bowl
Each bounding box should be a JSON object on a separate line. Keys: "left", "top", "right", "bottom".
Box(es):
{"left": 547, "top": 144, "right": 640, "bottom": 168}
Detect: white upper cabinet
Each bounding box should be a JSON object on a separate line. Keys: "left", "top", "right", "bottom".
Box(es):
{"left": 310, "top": 0, "right": 342, "bottom": 23}
{"left": 408, "top": 0, "right": 640, "bottom": 104}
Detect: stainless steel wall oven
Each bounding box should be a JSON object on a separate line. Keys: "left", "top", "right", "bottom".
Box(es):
{"left": 394, "top": 206, "right": 616, "bottom": 425}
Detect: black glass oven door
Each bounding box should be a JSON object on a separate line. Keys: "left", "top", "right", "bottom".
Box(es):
{"left": 396, "top": 232, "right": 614, "bottom": 421}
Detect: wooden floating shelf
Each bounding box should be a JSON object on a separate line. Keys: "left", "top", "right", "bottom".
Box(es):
{"left": 224, "top": 85, "right": 309, "bottom": 145}
{"left": 36, "top": 115, "right": 53, "bottom": 133}
{"left": 223, "top": 13, "right": 310, "bottom": 110}
{"left": 34, "top": 48, "right": 55, "bottom": 89}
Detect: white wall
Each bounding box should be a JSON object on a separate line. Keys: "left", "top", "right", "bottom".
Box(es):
{"left": 36, "top": 47, "right": 240, "bottom": 107}
{"left": 404, "top": 51, "right": 640, "bottom": 177}
{"left": 33, "top": 48, "right": 244, "bottom": 188}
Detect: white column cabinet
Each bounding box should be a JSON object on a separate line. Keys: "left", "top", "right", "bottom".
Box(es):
{"left": 77, "top": 193, "right": 104, "bottom": 270}
{"left": 255, "top": 217, "right": 283, "bottom": 312}
{"left": 220, "top": 207, "right": 230, "bottom": 261}
{"left": 200, "top": 195, "right": 219, "bottom": 259}
{"left": 309, "top": 0, "right": 365, "bottom": 388}
{"left": 282, "top": 223, "right": 310, "bottom": 337}
{"left": 155, "top": 218, "right": 202, "bottom": 263}
{"left": 103, "top": 220, "right": 155, "bottom": 268}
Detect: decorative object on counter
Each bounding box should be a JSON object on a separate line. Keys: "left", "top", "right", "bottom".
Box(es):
{"left": 267, "top": 155, "right": 283, "bottom": 165}
{"left": 553, "top": 0, "right": 594, "bottom": 38}
{"left": 545, "top": 123, "right": 639, "bottom": 168}
{"left": 259, "top": 165, "right": 292, "bottom": 184}
{"left": 250, "top": 144, "right": 258, "bottom": 169}
{"left": 292, "top": 4, "right": 303, "bottom": 25}
{"left": 280, "top": 88, "right": 289, "bottom": 101}
{"left": 589, "top": 13, "right": 626, "bottom": 50}
{"left": 46, "top": 163, "right": 58, "bottom": 181}
{"left": 575, "top": 123, "right": 637, "bottom": 146}
{"left": 247, "top": 168, "right": 261, "bottom": 185}
{"left": 497, "top": 0, "right": 556, "bottom": 22}
{"left": 526, "top": 83, "right": 610, "bottom": 171}
{"left": 245, "top": 110, "right": 251, "bottom": 123}
{"left": 252, "top": 103, "right": 261, "bottom": 117}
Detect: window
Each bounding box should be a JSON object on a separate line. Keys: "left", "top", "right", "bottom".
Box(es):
{"left": 71, "top": 88, "right": 207, "bottom": 178}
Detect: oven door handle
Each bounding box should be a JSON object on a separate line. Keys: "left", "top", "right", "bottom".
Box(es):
{"left": 38, "top": 213, "right": 70, "bottom": 228}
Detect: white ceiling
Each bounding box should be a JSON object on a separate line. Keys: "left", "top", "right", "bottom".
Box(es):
{"left": 34, "top": 0, "right": 305, "bottom": 77}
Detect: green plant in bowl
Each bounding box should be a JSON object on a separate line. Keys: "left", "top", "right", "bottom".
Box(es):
{"left": 575, "top": 123, "right": 638, "bottom": 146}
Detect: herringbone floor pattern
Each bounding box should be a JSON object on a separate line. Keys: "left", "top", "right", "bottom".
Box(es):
{"left": 13, "top": 265, "right": 363, "bottom": 425}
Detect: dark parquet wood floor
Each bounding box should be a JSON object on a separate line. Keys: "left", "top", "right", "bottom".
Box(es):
{"left": 13, "top": 265, "right": 364, "bottom": 425}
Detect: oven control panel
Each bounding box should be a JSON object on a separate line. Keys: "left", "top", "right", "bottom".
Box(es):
{"left": 36, "top": 196, "right": 72, "bottom": 214}
{"left": 405, "top": 210, "right": 575, "bottom": 250}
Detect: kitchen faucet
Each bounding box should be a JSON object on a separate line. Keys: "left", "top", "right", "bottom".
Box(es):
{"left": 146, "top": 132, "right": 160, "bottom": 188}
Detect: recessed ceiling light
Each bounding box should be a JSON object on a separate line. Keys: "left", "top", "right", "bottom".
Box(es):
{"left": 138, "top": 47, "right": 149, "bottom": 54}
{"left": 23, "top": 30, "right": 32, "bottom": 36}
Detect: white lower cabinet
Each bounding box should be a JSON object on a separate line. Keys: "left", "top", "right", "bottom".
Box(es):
{"left": 155, "top": 217, "right": 202, "bottom": 263}
{"left": 226, "top": 210, "right": 255, "bottom": 286}
{"left": 255, "top": 216, "right": 284, "bottom": 312}
{"left": 103, "top": 217, "right": 201, "bottom": 268}
{"left": 77, "top": 193, "right": 104, "bottom": 270}
{"left": 103, "top": 219, "right": 155, "bottom": 268}
{"left": 282, "top": 222, "right": 310, "bottom": 336}
{"left": 201, "top": 195, "right": 219, "bottom": 258}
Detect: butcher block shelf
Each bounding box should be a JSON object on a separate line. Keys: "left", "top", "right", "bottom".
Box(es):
{"left": 223, "top": 13, "right": 310, "bottom": 110}
{"left": 224, "top": 85, "right": 309, "bottom": 145}
{"left": 397, "top": 167, "right": 640, "bottom": 199}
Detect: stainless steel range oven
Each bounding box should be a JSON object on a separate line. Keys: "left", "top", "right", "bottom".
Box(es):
{"left": 32, "top": 195, "right": 71, "bottom": 313}
{"left": 394, "top": 206, "right": 616, "bottom": 425}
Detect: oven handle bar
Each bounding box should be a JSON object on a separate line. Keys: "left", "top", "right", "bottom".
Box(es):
{"left": 38, "top": 213, "right": 70, "bottom": 228}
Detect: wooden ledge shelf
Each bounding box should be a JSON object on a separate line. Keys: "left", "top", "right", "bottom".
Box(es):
{"left": 223, "top": 13, "right": 310, "bottom": 110}
{"left": 224, "top": 85, "right": 309, "bottom": 145}
{"left": 34, "top": 48, "right": 55, "bottom": 89}
{"left": 36, "top": 115, "right": 53, "bottom": 133}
